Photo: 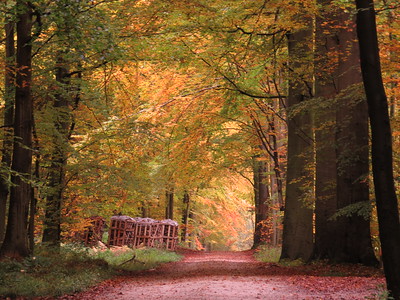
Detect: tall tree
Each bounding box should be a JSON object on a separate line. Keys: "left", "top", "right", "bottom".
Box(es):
{"left": 332, "top": 5, "right": 376, "bottom": 265}
{"left": 280, "top": 21, "right": 314, "bottom": 261}
{"left": 0, "top": 0, "right": 33, "bottom": 259}
{"left": 42, "top": 55, "right": 71, "bottom": 246}
{"left": 314, "top": 2, "right": 377, "bottom": 266}
{"left": 356, "top": 0, "right": 400, "bottom": 297}
{"left": 314, "top": 0, "right": 339, "bottom": 260}
{"left": 37, "top": 0, "right": 122, "bottom": 244}
{"left": 0, "top": 16, "right": 15, "bottom": 244}
{"left": 250, "top": 108, "right": 285, "bottom": 247}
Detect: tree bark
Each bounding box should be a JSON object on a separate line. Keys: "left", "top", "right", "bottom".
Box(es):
{"left": 42, "top": 57, "right": 71, "bottom": 247}
{"left": 333, "top": 7, "right": 377, "bottom": 266}
{"left": 165, "top": 186, "right": 174, "bottom": 220}
{"left": 251, "top": 112, "right": 283, "bottom": 247}
{"left": 314, "top": 2, "right": 377, "bottom": 266}
{"left": 314, "top": 0, "right": 339, "bottom": 260}
{"left": 252, "top": 156, "right": 270, "bottom": 248}
{"left": 355, "top": 0, "right": 400, "bottom": 297}
{"left": 0, "top": 0, "right": 33, "bottom": 259}
{"left": 181, "top": 191, "right": 190, "bottom": 243}
{"left": 0, "top": 20, "right": 15, "bottom": 245}
{"left": 280, "top": 24, "right": 314, "bottom": 262}
{"left": 141, "top": 201, "right": 149, "bottom": 217}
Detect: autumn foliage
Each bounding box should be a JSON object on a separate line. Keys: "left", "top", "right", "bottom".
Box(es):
{"left": 0, "top": 2, "right": 399, "bottom": 297}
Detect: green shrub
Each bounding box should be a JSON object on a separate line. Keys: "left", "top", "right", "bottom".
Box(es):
{"left": 0, "top": 244, "right": 181, "bottom": 298}
{"left": 0, "top": 246, "right": 111, "bottom": 298}
{"left": 254, "top": 245, "right": 282, "bottom": 263}
{"left": 93, "top": 246, "right": 182, "bottom": 271}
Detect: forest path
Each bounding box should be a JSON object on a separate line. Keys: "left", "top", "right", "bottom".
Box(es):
{"left": 62, "top": 249, "right": 384, "bottom": 300}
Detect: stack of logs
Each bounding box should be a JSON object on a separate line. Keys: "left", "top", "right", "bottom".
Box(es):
{"left": 76, "top": 216, "right": 106, "bottom": 246}
{"left": 77, "top": 215, "right": 179, "bottom": 251}
{"left": 107, "top": 216, "right": 179, "bottom": 251}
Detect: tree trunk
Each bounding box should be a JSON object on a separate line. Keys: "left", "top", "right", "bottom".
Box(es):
{"left": 356, "top": 0, "right": 400, "bottom": 298}
{"left": 42, "top": 57, "right": 71, "bottom": 247}
{"left": 141, "top": 201, "right": 149, "bottom": 217}
{"left": 280, "top": 24, "right": 314, "bottom": 262}
{"left": 252, "top": 156, "right": 270, "bottom": 248}
{"left": 314, "top": 0, "right": 339, "bottom": 260}
{"left": 251, "top": 112, "right": 283, "bottom": 247}
{"left": 271, "top": 98, "right": 285, "bottom": 246}
{"left": 181, "top": 191, "right": 190, "bottom": 243}
{"left": 188, "top": 210, "right": 194, "bottom": 248}
{"left": 314, "top": 2, "right": 377, "bottom": 266}
{"left": 268, "top": 116, "right": 284, "bottom": 212}
{"left": 332, "top": 7, "right": 377, "bottom": 266}
{"left": 0, "top": 1, "right": 33, "bottom": 259}
{"left": 165, "top": 186, "right": 174, "bottom": 220}
{"left": 0, "top": 20, "right": 15, "bottom": 244}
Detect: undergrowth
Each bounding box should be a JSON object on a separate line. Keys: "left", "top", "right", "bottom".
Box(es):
{"left": 0, "top": 243, "right": 181, "bottom": 298}
{"left": 254, "top": 245, "right": 308, "bottom": 266}
{"left": 366, "top": 284, "right": 393, "bottom": 300}
{"left": 92, "top": 246, "right": 182, "bottom": 272}
{"left": 254, "top": 245, "right": 282, "bottom": 263}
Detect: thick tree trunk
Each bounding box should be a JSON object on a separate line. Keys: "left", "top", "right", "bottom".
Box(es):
{"left": 252, "top": 156, "right": 270, "bottom": 248}
{"left": 356, "top": 0, "right": 400, "bottom": 298}
{"left": 314, "top": 3, "right": 377, "bottom": 266}
{"left": 42, "top": 59, "right": 70, "bottom": 247}
{"left": 280, "top": 25, "right": 314, "bottom": 262}
{"left": 333, "top": 8, "right": 377, "bottom": 266}
{"left": 0, "top": 21, "right": 15, "bottom": 244}
{"left": 314, "top": 0, "right": 339, "bottom": 260}
{"left": 0, "top": 1, "right": 33, "bottom": 259}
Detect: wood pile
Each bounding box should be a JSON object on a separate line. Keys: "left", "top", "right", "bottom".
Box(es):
{"left": 76, "top": 216, "right": 106, "bottom": 246}
{"left": 107, "top": 216, "right": 179, "bottom": 250}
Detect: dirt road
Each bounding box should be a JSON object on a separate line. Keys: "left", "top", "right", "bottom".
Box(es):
{"left": 65, "top": 249, "right": 384, "bottom": 300}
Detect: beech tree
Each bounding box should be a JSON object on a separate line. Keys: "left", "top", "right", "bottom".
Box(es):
{"left": 280, "top": 20, "right": 314, "bottom": 262}
{"left": 0, "top": 11, "right": 15, "bottom": 243}
{"left": 356, "top": 0, "right": 400, "bottom": 297}
{"left": 252, "top": 155, "right": 270, "bottom": 247}
{"left": 314, "top": 1, "right": 377, "bottom": 266}
{"left": 0, "top": 0, "right": 33, "bottom": 259}
{"left": 41, "top": 55, "right": 72, "bottom": 247}
{"left": 334, "top": 5, "right": 376, "bottom": 266}
{"left": 314, "top": 0, "right": 339, "bottom": 261}
{"left": 37, "top": 0, "right": 122, "bottom": 245}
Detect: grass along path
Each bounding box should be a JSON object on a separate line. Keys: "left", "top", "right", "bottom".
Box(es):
{"left": 0, "top": 244, "right": 181, "bottom": 298}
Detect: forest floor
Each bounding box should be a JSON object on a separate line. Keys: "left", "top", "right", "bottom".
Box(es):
{"left": 53, "top": 249, "right": 384, "bottom": 300}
